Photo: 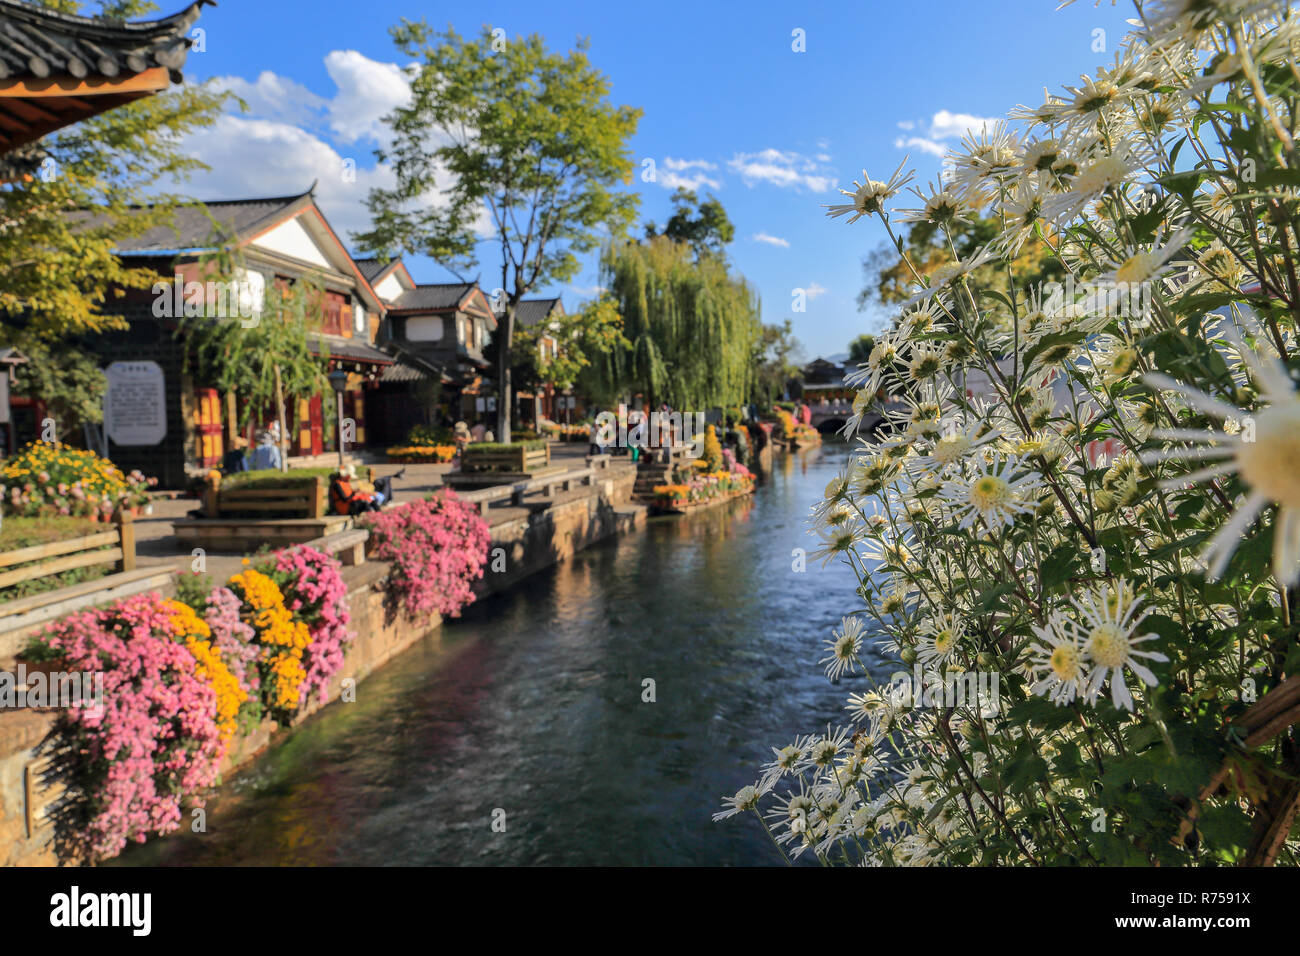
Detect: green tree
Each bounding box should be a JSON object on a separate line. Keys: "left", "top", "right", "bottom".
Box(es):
{"left": 0, "top": 0, "right": 228, "bottom": 440}
{"left": 356, "top": 23, "right": 641, "bottom": 443}
{"left": 591, "top": 236, "right": 761, "bottom": 410}
{"left": 644, "top": 188, "right": 734, "bottom": 259}
{"left": 750, "top": 319, "right": 803, "bottom": 408}
{"left": 540, "top": 295, "right": 629, "bottom": 392}
{"left": 858, "top": 213, "right": 1064, "bottom": 310}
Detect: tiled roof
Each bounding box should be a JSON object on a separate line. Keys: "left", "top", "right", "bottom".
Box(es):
{"left": 353, "top": 257, "right": 396, "bottom": 282}
{"left": 308, "top": 334, "right": 393, "bottom": 366}
{"left": 0, "top": 0, "right": 209, "bottom": 83}
{"left": 0, "top": 0, "right": 211, "bottom": 153}
{"left": 99, "top": 192, "right": 311, "bottom": 254}
{"left": 387, "top": 283, "right": 475, "bottom": 312}
{"left": 495, "top": 296, "right": 563, "bottom": 328}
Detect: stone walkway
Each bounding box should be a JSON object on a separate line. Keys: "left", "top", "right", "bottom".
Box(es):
{"left": 133, "top": 441, "right": 617, "bottom": 581}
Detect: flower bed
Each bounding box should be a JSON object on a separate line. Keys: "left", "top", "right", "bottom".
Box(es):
{"left": 28, "top": 594, "right": 231, "bottom": 862}
{"left": 386, "top": 444, "right": 456, "bottom": 463}
{"left": 540, "top": 421, "right": 591, "bottom": 441}
{"left": 653, "top": 466, "right": 754, "bottom": 510}
{"left": 461, "top": 440, "right": 550, "bottom": 473}
{"left": 359, "top": 489, "right": 490, "bottom": 618}
{"left": 21, "top": 537, "right": 359, "bottom": 862}
{"left": 0, "top": 441, "right": 155, "bottom": 518}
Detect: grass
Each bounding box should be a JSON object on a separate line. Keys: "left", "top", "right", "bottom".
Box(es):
{"left": 0, "top": 516, "right": 113, "bottom": 603}
{"left": 0, "top": 516, "right": 103, "bottom": 552}
{"left": 464, "top": 440, "right": 547, "bottom": 454}
{"left": 220, "top": 466, "right": 369, "bottom": 489}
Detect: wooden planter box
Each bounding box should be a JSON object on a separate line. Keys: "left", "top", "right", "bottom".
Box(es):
{"left": 206, "top": 469, "right": 371, "bottom": 519}
{"left": 462, "top": 443, "right": 550, "bottom": 474}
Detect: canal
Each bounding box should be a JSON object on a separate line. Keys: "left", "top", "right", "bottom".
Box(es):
{"left": 117, "top": 442, "right": 882, "bottom": 866}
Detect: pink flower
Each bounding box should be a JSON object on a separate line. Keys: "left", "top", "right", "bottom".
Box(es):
{"left": 358, "top": 490, "right": 490, "bottom": 620}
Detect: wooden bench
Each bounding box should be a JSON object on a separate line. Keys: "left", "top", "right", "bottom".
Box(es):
{"left": 206, "top": 475, "right": 327, "bottom": 519}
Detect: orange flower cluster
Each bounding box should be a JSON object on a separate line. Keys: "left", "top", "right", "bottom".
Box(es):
{"left": 228, "top": 570, "right": 312, "bottom": 715}
{"left": 164, "top": 599, "right": 247, "bottom": 746}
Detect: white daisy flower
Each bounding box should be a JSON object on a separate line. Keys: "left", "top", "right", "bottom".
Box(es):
{"left": 824, "top": 158, "right": 914, "bottom": 224}
{"left": 1142, "top": 325, "right": 1300, "bottom": 583}
{"left": 1027, "top": 610, "right": 1089, "bottom": 706}
{"left": 821, "top": 616, "right": 866, "bottom": 680}
{"left": 939, "top": 457, "right": 1043, "bottom": 532}
{"left": 915, "top": 611, "right": 966, "bottom": 668}
{"left": 712, "top": 779, "right": 769, "bottom": 821}
{"left": 1074, "top": 579, "right": 1168, "bottom": 712}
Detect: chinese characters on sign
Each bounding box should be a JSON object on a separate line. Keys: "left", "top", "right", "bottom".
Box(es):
{"left": 103, "top": 361, "right": 167, "bottom": 446}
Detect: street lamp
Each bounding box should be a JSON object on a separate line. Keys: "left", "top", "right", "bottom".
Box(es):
{"left": 328, "top": 368, "right": 348, "bottom": 469}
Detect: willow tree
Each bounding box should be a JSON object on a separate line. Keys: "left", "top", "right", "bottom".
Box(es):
{"left": 178, "top": 243, "right": 327, "bottom": 471}
{"left": 588, "top": 237, "right": 761, "bottom": 410}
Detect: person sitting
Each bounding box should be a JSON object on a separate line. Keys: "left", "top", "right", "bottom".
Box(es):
{"left": 329, "top": 465, "right": 403, "bottom": 516}
{"left": 221, "top": 435, "right": 250, "bottom": 474}
{"left": 453, "top": 421, "right": 471, "bottom": 455}
{"left": 249, "top": 430, "right": 281, "bottom": 471}
{"left": 330, "top": 464, "right": 377, "bottom": 515}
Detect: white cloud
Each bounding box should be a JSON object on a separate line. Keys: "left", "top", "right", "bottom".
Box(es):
{"left": 178, "top": 115, "right": 393, "bottom": 240}
{"left": 321, "top": 50, "right": 413, "bottom": 146}
{"left": 927, "top": 109, "right": 1000, "bottom": 141}
{"left": 894, "top": 109, "right": 1001, "bottom": 159}
{"left": 177, "top": 52, "right": 472, "bottom": 249}
{"left": 215, "top": 51, "right": 412, "bottom": 149}
{"left": 656, "top": 157, "right": 721, "bottom": 191}
{"left": 894, "top": 135, "right": 947, "bottom": 158}
{"left": 752, "top": 232, "right": 789, "bottom": 248}
{"left": 213, "top": 71, "right": 328, "bottom": 129}
{"left": 727, "top": 148, "right": 834, "bottom": 192}
{"left": 804, "top": 282, "right": 828, "bottom": 300}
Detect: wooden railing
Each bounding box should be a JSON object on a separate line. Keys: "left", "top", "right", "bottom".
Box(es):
{"left": 0, "top": 512, "right": 135, "bottom": 594}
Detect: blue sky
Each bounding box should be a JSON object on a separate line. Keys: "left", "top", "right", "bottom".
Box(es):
{"left": 172, "top": 0, "right": 1135, "bottom": 359}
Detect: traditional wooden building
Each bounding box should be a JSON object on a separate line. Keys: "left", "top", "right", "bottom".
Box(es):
{"left": 85, "top": 188, "right": 397, "bottom": 487}
{"left": 0, "top": 0, "right": 209, "bottom": 171}
{"left": 507, "top": 297, "right": 569, "bottom": 426}
{"left": 361, "top": 261, "right": 497, "bottom": 442}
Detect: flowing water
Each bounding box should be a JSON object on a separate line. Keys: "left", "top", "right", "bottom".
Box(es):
{"left": 117, "top": 442, "right": 889, "bottom": 866}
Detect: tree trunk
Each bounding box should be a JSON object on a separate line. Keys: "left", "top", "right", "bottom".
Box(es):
{"left": 497, "top": 305, "right": 514, "bottom": 444}
{"left": 273, "top": 364, "right": 288, "bottom": 473}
